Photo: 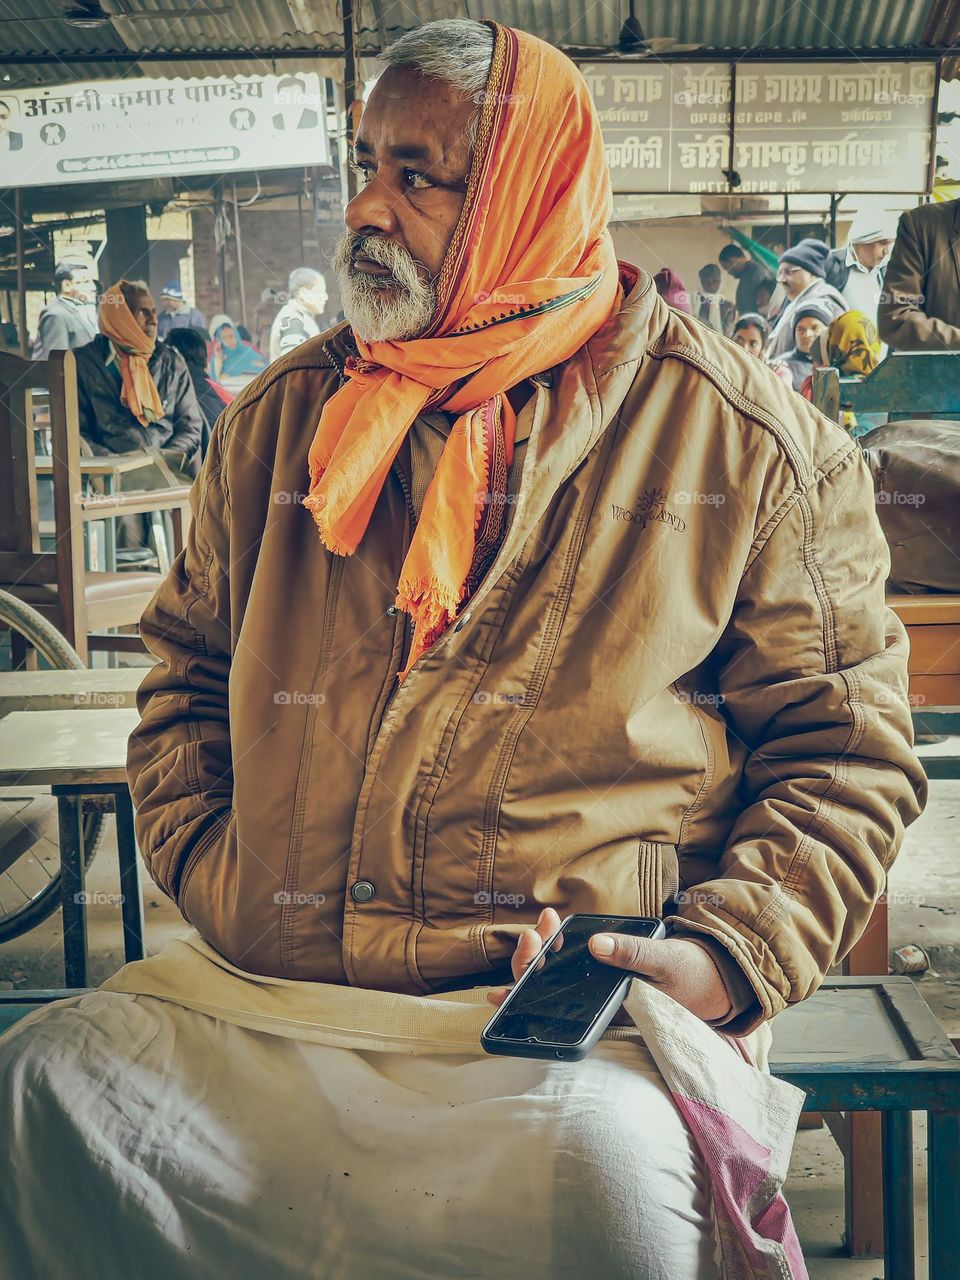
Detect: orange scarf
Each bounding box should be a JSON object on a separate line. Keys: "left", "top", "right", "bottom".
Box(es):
{"left": 98, "top": 282, "right": 164, "bottom": 428}
{"left": 303, "top": 22, "right": 623, "bottom": 678}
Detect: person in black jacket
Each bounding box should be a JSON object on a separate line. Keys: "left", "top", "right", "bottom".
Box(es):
{"left": 165, "top": 326, "right": 233, "bottom": 456}
{"left": 75, "top": 279, "right": 204, "bottom": 477}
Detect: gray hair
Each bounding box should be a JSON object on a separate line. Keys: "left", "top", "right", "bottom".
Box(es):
{"left": 288, "top": 266, "right": 323, "bottom": 297}
{"left": 378, "top": 19, "right": 494, "bottom": 148}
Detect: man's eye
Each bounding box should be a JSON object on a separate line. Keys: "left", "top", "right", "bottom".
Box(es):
{"left": 349, "top": 157, "right": 373, "bottom": 183}
{"left": 403, "top": 169, "right": 434, "bottom": 190}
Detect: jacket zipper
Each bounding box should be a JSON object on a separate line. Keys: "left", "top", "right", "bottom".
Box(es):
{"left": 391, "top": 454, "right": 418, "bottom": 677}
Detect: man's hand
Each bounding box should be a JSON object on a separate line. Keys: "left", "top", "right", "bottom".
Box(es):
{"left": 485, "top": 907, "right": 733, "bottom": 1023}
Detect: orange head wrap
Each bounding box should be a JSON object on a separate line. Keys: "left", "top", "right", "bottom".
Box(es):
{"left": 303, "top": 21, "right": 624, "bottom": 678}
{"left": 98, "top": 281, "right": 165, "bottom": 428}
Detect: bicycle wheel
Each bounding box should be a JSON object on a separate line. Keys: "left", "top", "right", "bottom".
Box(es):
{"left": 0, "top": 589, "right": 105, "bottom": 943}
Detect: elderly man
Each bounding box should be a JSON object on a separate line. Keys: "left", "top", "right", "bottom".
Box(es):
{"left": 0, "top": 20, "right": 924, "bottom": 1280}
{"left": 268, "top": 265, "right": 329, "bottom": 359}
{"left": 765, "top": 238, "right": 847, "bottom": 359}
{"left": 879, "top": 196, "right": 960, "bottom": 350}
{"left": 74, "top": 278, "right": 203, "bottom": 475}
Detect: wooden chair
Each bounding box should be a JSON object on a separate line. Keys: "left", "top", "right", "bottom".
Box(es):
{"left": 0, "top": 349, "right": 190, "bottom": 664}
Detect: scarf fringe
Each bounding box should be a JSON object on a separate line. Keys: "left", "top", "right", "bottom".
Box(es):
{"left": 396, "top": 573, "right": 465, "bottom": 635}
{"left": 302, "top": 488, "right": 356, "bottom": 557}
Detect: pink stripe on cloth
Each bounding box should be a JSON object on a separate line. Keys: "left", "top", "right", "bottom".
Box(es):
{"left": 621, "top": 977, "right": 809, "bottom": 1280}
{"left": 672, "top": 1095, "right": 808, "bottom": 1280}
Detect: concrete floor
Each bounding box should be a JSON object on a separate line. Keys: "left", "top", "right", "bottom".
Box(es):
{"left": 0, "top": 767, "right": 957, "bottom": 1278}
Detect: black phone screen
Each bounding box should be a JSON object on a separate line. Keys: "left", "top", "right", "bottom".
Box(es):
{"left": 483, "top": 915, "right": 662, "bottom": 1046}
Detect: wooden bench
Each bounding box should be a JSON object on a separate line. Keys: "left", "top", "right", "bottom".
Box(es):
{"left": 0, "top": 708, "right": 144, "bottom": 985}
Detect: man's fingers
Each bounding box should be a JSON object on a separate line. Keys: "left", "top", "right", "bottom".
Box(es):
{"left": 588, "top": 932, "right": 671, "bottom": 979}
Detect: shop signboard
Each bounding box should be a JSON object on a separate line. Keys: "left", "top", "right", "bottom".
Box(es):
{"left": 0, "top": 73, "right": 331, "bottom": 188}
{"left": 581, "top": 60, "right": 936, "bottom": 195}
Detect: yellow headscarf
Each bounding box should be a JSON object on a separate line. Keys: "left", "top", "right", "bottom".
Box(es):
{"left": 302, "top": 22, "right": 625, "bottom": 679}
{"left": 817, "top": 310, "right": 882, "bottom": 377}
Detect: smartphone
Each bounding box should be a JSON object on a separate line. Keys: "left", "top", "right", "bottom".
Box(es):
{"left": 480, "top": 913, "right": 667, "bottom": 1062}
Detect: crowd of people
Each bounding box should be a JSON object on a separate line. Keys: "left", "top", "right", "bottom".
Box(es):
{"left": 650, "top": 200, "right": 960, "bottom": 433}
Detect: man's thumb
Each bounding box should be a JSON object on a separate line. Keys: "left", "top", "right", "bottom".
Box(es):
{"left": 589, "top": 932, "right": 665, "bottom": 977}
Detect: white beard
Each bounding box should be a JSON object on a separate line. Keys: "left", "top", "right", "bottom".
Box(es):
{"left": 332, "top": 232, "right": 436, "bottom": 342}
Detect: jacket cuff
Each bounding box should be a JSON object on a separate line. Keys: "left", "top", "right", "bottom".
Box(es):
{"left": 673, "top": 931, "right": 766, "bottom": 1033}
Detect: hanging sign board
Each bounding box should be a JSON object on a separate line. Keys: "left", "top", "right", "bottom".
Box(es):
{"left": 0, "top": 73, "right": 331, "bottom": 189}
{"left": 581, "top": 60, "right": 936, "bottom": 195}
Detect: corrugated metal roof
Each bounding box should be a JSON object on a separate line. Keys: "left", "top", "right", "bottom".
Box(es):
{"left": 0, "top": 0, "right": 955, "bottom": 88}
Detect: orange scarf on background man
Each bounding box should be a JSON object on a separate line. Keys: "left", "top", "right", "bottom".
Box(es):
{"left": 303, "top": 21, "right": 625, "bottom": 678}
{"left": 98, "top": 282, "right": 164, "bottom": 428}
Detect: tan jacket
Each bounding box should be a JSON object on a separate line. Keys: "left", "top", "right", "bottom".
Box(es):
{"left": 879, "top": 198, "right": 960, "bottom": 351}
{"left": 127, "top": 272, "right": 927, "bottom": 1034}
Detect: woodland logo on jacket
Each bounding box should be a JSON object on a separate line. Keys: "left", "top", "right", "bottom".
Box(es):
{"left": 610, "top": 486, "right": 687, "bottom": 533}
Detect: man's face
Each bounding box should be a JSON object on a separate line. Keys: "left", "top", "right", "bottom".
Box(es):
{"left": 795, "top": 316, "right": 826, "bottom": 353}
{"left": 733, "top": 323, "right": 764, "bottom": 357}
{"left": 298, "top": 278, "right": 328, "bottom": 316}
{"left": 160, "top": 293, "right": 180, "bottom": 313}
{"left": 723, "top": 254, "right": 747, "bottom": 278}
{"left": 128, "top": 289, "right": 159, "bottom": 340}
{"left": 337, "top": 65, "right": 475, "bottom": 341}
{"left": 777, "top": 264, "right": 813, "bottom": 299}
{"left": 699, "top": 267, "right": 721, "bottom": 294}
{"left": 853, "top": 239, "right": 894, "bottom": 270}
{"left": 62, "top": 266, "right": 93, "bottom": 302}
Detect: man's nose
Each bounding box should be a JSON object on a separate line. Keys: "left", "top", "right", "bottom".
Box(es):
{"left": 344, "top": 177, "right": 398, "bottom": 238}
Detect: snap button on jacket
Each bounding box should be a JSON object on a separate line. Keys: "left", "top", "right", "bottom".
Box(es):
{"left": 127, "top": 272, "right": 927, "bottom": 1035}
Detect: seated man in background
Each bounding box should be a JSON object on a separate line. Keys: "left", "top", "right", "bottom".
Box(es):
{"left": 879, "top": 196, "right": 960, "bottom": 350}
{"left": 75, "top": 279, "right": 203, "bottom": 478}
{"left": 0, "top": 19, "right": 925, "bottom": 1280}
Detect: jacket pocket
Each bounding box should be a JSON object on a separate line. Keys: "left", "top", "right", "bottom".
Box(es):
{"left": 638, "top": 840, "right": 680, "bottom": 918}
{"left": 176, "top": 808, "right": 232, "bottom": 927}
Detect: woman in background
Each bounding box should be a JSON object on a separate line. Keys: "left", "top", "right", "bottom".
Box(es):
{"left": 732, "top": 312, "right": 794, "bottom": 387}
{"left": 208, "top": 314, "right": 269, "bottom": 382}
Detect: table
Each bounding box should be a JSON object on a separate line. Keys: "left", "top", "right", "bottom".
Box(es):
{"left": 0, "top": 667, "right": 146, "bottom": 718}
{"left": 770, "top": 976, "right": 960, "bottom": 1279}
{"left": 0, "top": 709, "right": 144, "bottom": 985}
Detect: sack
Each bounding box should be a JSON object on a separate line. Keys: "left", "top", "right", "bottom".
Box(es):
{"left": 860, "top": 418, "right": 960, "bottom": 592}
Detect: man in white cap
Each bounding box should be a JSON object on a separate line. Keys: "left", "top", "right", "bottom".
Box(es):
{"left": 824, "top": 214, "right": 896, "bottom": 328}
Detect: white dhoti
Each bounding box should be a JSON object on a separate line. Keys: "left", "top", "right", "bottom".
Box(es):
{"left": 0, "top": 934, "right": 808, "bottom": 1280}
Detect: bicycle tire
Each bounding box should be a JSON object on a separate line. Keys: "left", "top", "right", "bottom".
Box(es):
{"left": 0, "top": 589, "right": 106, "bottom": 943}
